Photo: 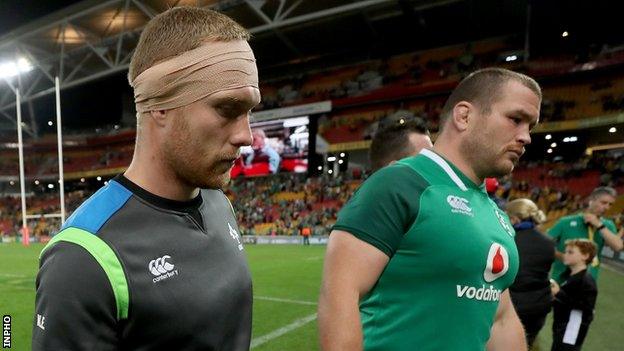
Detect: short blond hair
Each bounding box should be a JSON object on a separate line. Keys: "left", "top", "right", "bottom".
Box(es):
{"left": 506, "top": 198, "right": 546, "bottom": 224}
{"left": 128, "top": 6, "right": 250, "bottom": 83}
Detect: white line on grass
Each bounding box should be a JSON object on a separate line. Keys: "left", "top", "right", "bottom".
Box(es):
{"left": 602, "top": 263, "right": 624, "bottom": 276}
{"left": 255, "top": 296, "right": 317, "bottom": 306}
{"left": 303, "top": 256, "right": 323, "bottom": 261}
{"left": 250, "top": 313, "right": 317, "bottom": 349}
{"left": 0, "top": 273, "right": 26, "bottom": 277}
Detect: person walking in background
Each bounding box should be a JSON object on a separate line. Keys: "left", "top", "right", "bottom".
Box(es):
{"left": 507, "top": 198, "right": 555, "bottom": 347}
{"left": 549, "top": 186, "right": 621, "bottom": 284}
{"left": 550, "top": 239, "right": 598, "bottom": 351}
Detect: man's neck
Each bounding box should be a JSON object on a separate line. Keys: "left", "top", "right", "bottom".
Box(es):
{"left": 569, "top": 263, "right": 587, "bottom": 275}
{"left": 432, "top": 141, "right": 482, "bottom": 185}
{"left": 124, "top": 142, "right": 199, "bottom": 201}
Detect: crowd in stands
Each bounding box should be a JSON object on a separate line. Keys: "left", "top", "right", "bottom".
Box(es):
{"left": 1, "top": 149, "right": 621, "bottom": 240}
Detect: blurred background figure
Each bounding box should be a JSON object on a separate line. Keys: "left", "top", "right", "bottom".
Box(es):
{"left": 507, "top": 198, "right": 555, "bottom": 348}
{"left": 245, "top": 129, "right": 281, "bottom": 174}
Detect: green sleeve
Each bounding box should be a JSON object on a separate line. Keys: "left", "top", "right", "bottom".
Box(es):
{"left": 548, "top": 218, "right": 565, "bottom": 244}
{"left": 604, "top": 219, "right": 617, "bottom": 233}
{"left": 333, "top": 164, "right": 428, "bottom": 257}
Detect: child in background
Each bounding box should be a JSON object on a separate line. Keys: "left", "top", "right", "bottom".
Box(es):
{"left": 550, "top": 239, "right": 598, "bottom": 351}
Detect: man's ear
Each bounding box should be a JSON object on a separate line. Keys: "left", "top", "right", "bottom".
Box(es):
{"left": 450, "top": 101, "right": 472, "bottom": 132}
{"left": 149, "top": 110, "right": 168, "bottom": 128}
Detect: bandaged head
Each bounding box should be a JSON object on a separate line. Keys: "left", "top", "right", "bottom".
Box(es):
{"left": 131, "top": 40, "right": 258, "bottom": 113}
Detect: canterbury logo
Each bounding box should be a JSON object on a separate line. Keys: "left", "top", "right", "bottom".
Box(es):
{"left": 447, "top": 195, "right": 473, "bottom": 216}
{"left": 148, "top": 255, "right": 175, "bottom": 276}
{"left": 149, "top": 255, "right": 179, "bottom": 283}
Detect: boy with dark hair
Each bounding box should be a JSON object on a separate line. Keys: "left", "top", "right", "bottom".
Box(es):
{"left": 550, "top": 239, "right": 598, "bottom": 351}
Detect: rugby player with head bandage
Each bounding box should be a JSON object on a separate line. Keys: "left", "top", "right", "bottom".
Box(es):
{"left": 33, "top": 7, "right": 259, "bottom": 350}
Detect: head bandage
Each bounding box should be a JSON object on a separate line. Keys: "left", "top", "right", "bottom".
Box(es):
{"left": 131, "top": 40, "right": 258, "bottom": 113}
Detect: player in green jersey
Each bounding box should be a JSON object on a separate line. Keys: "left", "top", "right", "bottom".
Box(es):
{"left": 549, "top": 186, "right": 621, "bottom": 284}
{"left": 319, "top": 68, "right": 541, "bottom": 351}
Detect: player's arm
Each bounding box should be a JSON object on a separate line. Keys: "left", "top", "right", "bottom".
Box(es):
{"left": 318, "top": 230, "right": 389, "bottom": 351}
{"left": 598, "top": 222, "right": 623, "bottom": 251}
{"left": 486, "top": 289, "right": 527, "bottom": 351}
{"left": 317, "top": 165, "right": 419, "bottom": 351}
{"left": 32, "top": 242, "right": 119, "bottom": 350}
{"left": 548, "top": 220, "right": 564, "bottom": 261}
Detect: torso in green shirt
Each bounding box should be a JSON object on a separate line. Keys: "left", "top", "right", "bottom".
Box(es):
{"left": 334, "top": 149, "right": 519, "bottom": 351}
{"left": 548, "top": 213, "right": 616, "bottom": 283}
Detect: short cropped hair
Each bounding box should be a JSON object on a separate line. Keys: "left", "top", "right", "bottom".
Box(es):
{"left": 439, "top": 67, "right": 542, "bottom": 128}
{"left": 589, "top": 186, "right": 617, "bottom": 200}
{"left": 128, "top": 6, "right": 250, "bottom": 83}
{"left": 369, "top": 117, "right": 429, "bottom": 172}
{"left": 565, "top": 239, "right": 598, "bottom": 265}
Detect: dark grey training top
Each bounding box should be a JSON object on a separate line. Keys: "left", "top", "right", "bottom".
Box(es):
{"left": 33, "top": 175, "right": 252, "bottom": 350}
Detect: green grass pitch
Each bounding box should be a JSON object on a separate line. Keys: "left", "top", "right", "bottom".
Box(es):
{"left": 1, "top": 243, "right": 623, "bottom": 350}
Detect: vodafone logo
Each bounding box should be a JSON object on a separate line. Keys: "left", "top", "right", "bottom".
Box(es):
{"left": 483, "top": 243, "right": 509, "bottom": 283}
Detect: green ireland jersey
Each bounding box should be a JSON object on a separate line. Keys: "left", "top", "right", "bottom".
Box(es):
{"left": 333, "top": 149, "right": 519, "bottom": 351}
{"left": 548, "top": 213, "right": 616, "bottom": 283}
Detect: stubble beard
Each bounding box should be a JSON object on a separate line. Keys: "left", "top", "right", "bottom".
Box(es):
{"left": 163, "top": 116, "right": 232, "bottom": 190}
{"left": 462, "top": 131, "right": 514, "bottom": 180}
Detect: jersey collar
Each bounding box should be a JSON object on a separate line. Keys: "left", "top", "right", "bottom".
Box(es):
{"left": 420, "top": 149, "right": 481, "bottom": 191}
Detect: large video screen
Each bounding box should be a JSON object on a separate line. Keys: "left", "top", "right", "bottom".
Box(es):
{"left": 231, "top": 116, "right": 309, "bottom": 177}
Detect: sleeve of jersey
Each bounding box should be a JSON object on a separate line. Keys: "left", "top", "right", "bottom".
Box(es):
{"left": 605, "top": 219, "right": 617, "bottom": 233}
{"left": 547, "top": 219, "right": 564, "bottom": 243}
{"left": 32, "top": 242, "right": 118, "bottom": 351}
{"left": 333, "top": 165, "right": 423, "bottom": 257}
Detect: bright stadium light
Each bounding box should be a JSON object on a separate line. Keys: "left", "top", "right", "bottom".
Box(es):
{"left": 399, "top": 118, "right": 405, "bottom": 124}
{"left": 545, "top": 134, "right": 552, "bottom": 140}
{"left": 609, "top": 127, "right": 617, "bottom": 133}
{"left": 340, "top": 153, "right": 345, "bottom": 158}
{"left": 328, "top": 169, "right": 333, "bottom": 174}
{"left": 327, "top": 156, "right": 336, "bottom": 162}
{"left": 96, "top": 176, "right": 102, "bottom": 181}
{"left": 547, "top": 148, "right": 553, "bottom": 154}
{"left": 48, "top": 184, "right": 54, "bottom": 189}
{"left": 562, "top": 31, "right": 569, "bottom": 37}
{"left": 34, "top": 180, "right": 40, "bottom": 185}
{"left": 0, "top": 57, "right": 33, "bottom": 79}
{"left": 570, "top": 136, "right": 578, "bottom": 142}
{"left": 338, "top": 159, "right": 344, "bottom": 164}
{"left": 550, "top": 142, "right": 557, "bottom": 148}
{"left": 48, "top": 121, "right": 53, "bottom": 126}
{"left": 563, "top": 137, "right": 569, "bottom": 142}
{"left": 9, "top": 181, "right": 14, "bottom": 185}
{"left": 80, "top": 178, "right": 86, "bottom": 182}
{"left": 317, "top": 166, "right": 322, "bottom": 171}
{"left": 505, "top": 55, "right": 517, "bottom": 62}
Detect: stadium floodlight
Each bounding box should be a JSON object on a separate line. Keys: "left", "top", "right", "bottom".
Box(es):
{"left": 96, "top": 176, "right": 102, "bottom": 181}
{"left": 550, "top": 142, "right": 557, "bottom": 148}
{"left": 547, "top": 148, "right": 553, "bottom": 153}
{"left": 327, "top": 156, "right": 336, "bottom": 162}
{"left": 340, "top": 153, "right": 345, "bottom": 158}
{"left": 80, "top": 178, "right": 86, "bottom": 182}
{"left": 609, "top": 127, "right": 617, "bottom": 133}
{"left": 563, "top": 137, "right": 569, "bottom": 142}
{"left": 317, "top": 166, "right": 322, "bottom": 171}
{"left": 545, "top": 134, "right": 552, "bottom": 140}
{"left": 9, "top": 181, "right": 14, "bottom": 185}
{"left": 0, "top": 57, "right": 33, "bottom": 79}
{"left": 505, "top": 55, "right": 518, "bottom": 62}
{"left": 562, "top": 31, "right": 569, "bottom": 37}
{"left": 48, "top": 121, "right": 53, "bottom": 126}
{"left": 338, "top": 159, "right": 344, "bottom": 164}
{"left": 48, "top": 184, "right": 54, "bottom": 189}
{"left": 34, "top": 180, "right": 40, "bottom": 185}
{"left": 570, "top": 136, "right": 577, "bottom": 142}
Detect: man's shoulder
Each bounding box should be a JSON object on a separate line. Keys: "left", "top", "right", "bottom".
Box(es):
{"left": 555, "top": 213, "right": 583, "bottom": 225}
{"left": 63, "top": 180, "right": 133, "bottom": 234}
